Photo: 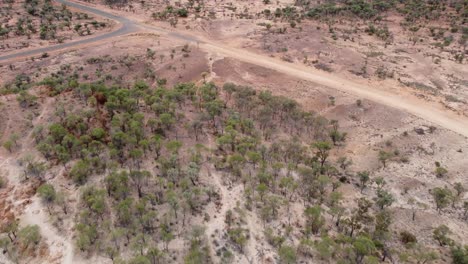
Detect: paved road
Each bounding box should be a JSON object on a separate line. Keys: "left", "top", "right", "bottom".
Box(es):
{"left": 2, "top": 0, "right": 468, "bottom": 137}
{"left": 0, "top": 0, "right": 200, "bottom": 61}
{"left": 0, "top": 0, "right": 140, "bottom": 61}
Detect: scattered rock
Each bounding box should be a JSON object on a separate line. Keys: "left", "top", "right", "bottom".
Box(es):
{"left": 414, "top": 126, "right": 432, "bottom": 135}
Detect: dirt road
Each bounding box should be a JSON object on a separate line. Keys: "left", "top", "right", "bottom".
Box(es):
{"left": 201, "top": 43, "right": 468, "bottom": 137}
{"left": 1, "top": 0, "right": 468, "bottom": 138}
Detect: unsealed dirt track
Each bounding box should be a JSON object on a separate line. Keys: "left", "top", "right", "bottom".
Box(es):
{"left": 201, "top": 43, "right": 468, "bottom": 137}
{"left": 2, "top": 0, "right": 468, "bottom": 138}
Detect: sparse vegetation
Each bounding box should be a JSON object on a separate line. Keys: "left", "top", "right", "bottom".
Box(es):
{"left": 0, "top": 0, "right": 467, "bottom": 263}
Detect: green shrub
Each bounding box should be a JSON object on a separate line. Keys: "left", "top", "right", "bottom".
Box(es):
{"left": 400, "top": 231, "right": 417, "bottom": 245}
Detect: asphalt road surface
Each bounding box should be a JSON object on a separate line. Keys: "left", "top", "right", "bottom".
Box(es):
{"left": 0, "top": 0, "right": 201, "bottom": 61}
{"left": 0, "top": 0, "right": 140, "bottom": 61}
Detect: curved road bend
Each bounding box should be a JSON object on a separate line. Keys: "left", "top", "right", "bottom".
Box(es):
{"left": 0, "top": 0, "right": 139, "bottom": 61}
{"left": 1, "top": 0, "right": 468, "bottom": 138}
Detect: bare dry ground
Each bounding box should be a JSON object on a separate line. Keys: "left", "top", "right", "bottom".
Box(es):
{"left": 0, "top": 1, "right": 467, "bottom": 263}
{"left": 1, "top": 31, "right": 467, "bottom": 262}
{"left": 100, "top": 0, "right": 467, "bottom": 114}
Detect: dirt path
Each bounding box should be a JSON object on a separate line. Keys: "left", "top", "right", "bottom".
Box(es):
{"left": 199, "top": 42, "right": 468, "bottom": 138}
{"left": 20, "top": 97, "right": 75, "bottom": 264}
{"left": 204, "top": 170, "right": 266, "bottom": 264}
{"left": 0, "top": 96, "right": 74, "bottom": 264}
{"left": 204, "top": 170, "right": 243, "bottom": 261}
{"left": 21, "top": 197, "right": 74, "bottom": 264}
{"left": 204, "top": 137, "right": 269, "bottom": 264}
{"left": 0, "top": 96, "right": 54, "bottom": 184}
{"left": 204, "top": 137, "right": 232, "bottom": 261}
{"left": 1, "top": 0, "right": 468, "bottom": 138}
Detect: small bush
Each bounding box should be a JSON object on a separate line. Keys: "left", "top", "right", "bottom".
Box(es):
{"left": 435, "top": 166, "right": 448, "bottom": 178}
{"left": 0, "top": 176, "right": 5, "bottom": 188}
{"left": 400, "top": 231, "right": 417, "bottom": 245}
{"left": 2, "top": 140, "right": 13, "bottom": 152}
{"left": 177, "top": 8, "right": 188, "bottom": 17}
{"left": 314, "top": 63, "right": 333, "bottom": 72}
